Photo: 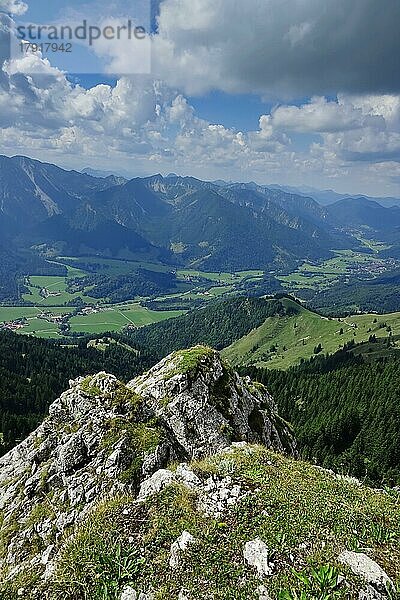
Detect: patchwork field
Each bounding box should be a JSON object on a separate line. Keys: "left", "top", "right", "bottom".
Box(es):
{"left": 22, "top": 274, "right": 98, "bottom": 306}
{"left": 278, "top": 249, "right": 390, "bottom": 291}
{"left": 3, "top": 248, "right": 398, "bottom": 341}
{"left": 0, "top": 306, "right": 75, "bottom": 338}
{"left": 6, "top": 257, "right": 266, "bottom": 338}
{"left": 68, "top": 304, "right": 185, "bottom": 334}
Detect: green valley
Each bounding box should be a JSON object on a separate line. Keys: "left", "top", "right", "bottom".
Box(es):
{"left": 2, "top": 255, "right": 271, "bottom": 338}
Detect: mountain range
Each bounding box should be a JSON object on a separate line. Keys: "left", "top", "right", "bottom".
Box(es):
{"left": 1, "top": 154, "right": 400, "bottom": 294}
{"left": 268, "top": 183, "right": 400, "bottom": 209}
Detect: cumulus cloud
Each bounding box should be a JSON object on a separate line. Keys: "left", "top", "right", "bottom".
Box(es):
{"left": 269, "top": 97, "right": 376, "bottom": 134}
{"left": 152, "top": 0, "right": 400, "bottom": 97}
{"left": 0, "top": 0, "right": 27, "bottom": 16}
{"left": 1, "top": 43, "right": 399, "bottom": 194}
{"left": 0, "top": 2, "right": 399, "bottom": 195}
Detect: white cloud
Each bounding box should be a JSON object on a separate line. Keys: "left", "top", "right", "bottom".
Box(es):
{"left": 344, "top": 94, "right": 400, "bottom": 128}
{"left": 0, "top": 0, "right": 27, "bottom": 16}
{"left": 0, "top": 10, "right": 399, "bottom": 196}
{"left": 269, "top": 97, "right": 377, "bottom": 134}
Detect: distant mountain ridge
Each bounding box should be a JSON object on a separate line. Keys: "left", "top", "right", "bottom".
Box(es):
{"left": 268, "top": 183, "right": 400, "bottom": 209}
{"left": 326, "top": 196, "right": 400, "bottom": 231}
{"left": 0, "top": 154, "right": 398, "bottom": 281}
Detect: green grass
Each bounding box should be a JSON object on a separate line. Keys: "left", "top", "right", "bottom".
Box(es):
{"left": 68, "top": 304, "right": 185, "bottom": 334}
{"left": 22, "top": 275, "right": 99, "bottom": 306}
{"left": 356, "top": 237, "right": 391, "bottom": 253}
{"left": 165, "top": 346, "right": 215, "bottom": 379}
{"left": 177, "top": 269, "right": 264, "bottom": 283}
{"left": 19, "top": 319, "right": 62, "bottom": 338}
{"left": 223, "top": 298, "right": 400, "bottom": 369}
{"left": 39, "top": 446, "right": 400, "bottom": 600}
{"left": 20, "top": 261, "right": 250, "bottom": 315}
{"left": 0, "top": 307, "right": 45, "bottom": 321}
{"left": 0, "top": 307, "right": 74, "bottom": 338}
{"left": 278, "top": 249, "right": 391, "bottom": 292}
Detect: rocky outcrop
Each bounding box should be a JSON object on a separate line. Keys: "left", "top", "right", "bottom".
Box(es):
{"left": 0, "top": 346, "right": 296, "bottom": 591}
{"left": 127, "top": 346, "right": 297, "bottom": 460}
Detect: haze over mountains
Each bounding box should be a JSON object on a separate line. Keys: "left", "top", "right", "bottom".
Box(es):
{"left": 270, "top": 183, "right": 400, "bottom": 209}
{"left": 2, "top": 154, "right": 400, "bottom": 280}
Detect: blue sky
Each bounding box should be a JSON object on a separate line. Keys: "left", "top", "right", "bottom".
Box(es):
{"left": 22, "top": 1, "right": 305, "bottom": 131}
{"left": 1, "top": 0, "right": 399, "bottom": 196}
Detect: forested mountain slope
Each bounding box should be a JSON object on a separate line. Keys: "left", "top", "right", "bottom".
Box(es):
{"left": 0, "top": 331, "right": 152, "bottom": 454}
{"left": 0, "top": 154, "right": 375, "bottom": 279}
{"left": 244, "top": 349, "right": 400, "bottom": 485}
{"left": 127, "top": 297, "right": 287, "bottom": 360}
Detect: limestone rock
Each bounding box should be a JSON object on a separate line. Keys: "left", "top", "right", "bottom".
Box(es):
{"left": 120, "top": 586, "right": 137, "bottom": 600}
{"left": 0, "top": 347, "right": 295, "bottom": 590}
{"left": 137, "top": 469, "right": 175, "bottom": 502}
{"left": 128, "top": 347, "right": 297, "bottom": 459}
{"left": 359, "top": 585, "right": 386, "bottom": 599}
{"left": 120, "top": 587, "right": 154, "bottom": 600}
{"left": 176, "top": 463, "right": 202, "bottom": 489}
{"left": 169, "top": 531, "right": 197, "bottom": 569}
{"left": 198, "top": 474, "right": 248, "bottom": 518}
{"left": 338, "top": 551, "right": 393, "bottom": 595}
{"left": 40, "top": 545, "right": 54, "bottom": 566}
{"left": 243, "top": 538, "right": 273, "bottom": 578}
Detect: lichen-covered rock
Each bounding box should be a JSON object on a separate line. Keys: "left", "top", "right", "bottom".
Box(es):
{"left": 0, "top": 346, "right": 295, "bottom": 592}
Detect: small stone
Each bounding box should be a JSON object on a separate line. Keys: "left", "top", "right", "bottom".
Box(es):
{"left": 120, "top": 586, "right": 137, "bottom": 600}
{"left": 338, "top": 551, "right": 393, "bottom": 594}
{"left": 170, "top": 531, "right": 196, "bottom": 569}
{"left": 243, "top": 538, "right": 273, "bottom": 578}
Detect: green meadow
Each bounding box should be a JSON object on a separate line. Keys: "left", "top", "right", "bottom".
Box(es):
{"left": 68, "top": 304, "right": 184, "bottom": 334}
{"left": 223, "top": 298, "right": 400, "bottom": 369}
